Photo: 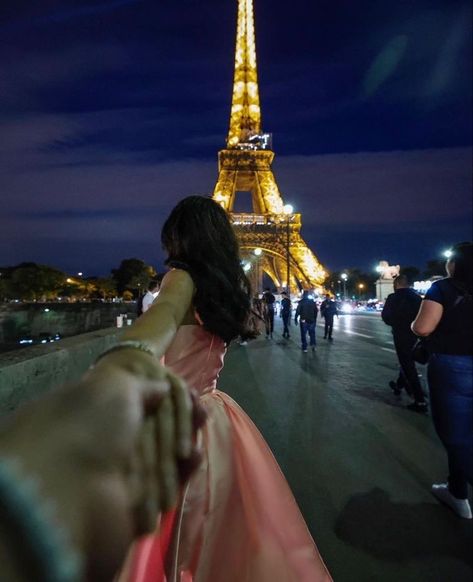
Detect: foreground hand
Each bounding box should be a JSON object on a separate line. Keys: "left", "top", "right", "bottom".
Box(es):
{"left": 0, "top": 350, "right": 205, "bottom": 580}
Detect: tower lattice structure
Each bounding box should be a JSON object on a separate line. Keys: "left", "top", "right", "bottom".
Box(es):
{"left": 212, "top": 0, "right": 326, "bottom": 293}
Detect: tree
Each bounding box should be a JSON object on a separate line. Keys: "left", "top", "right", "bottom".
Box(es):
{"left": 112, "top": 259, "right": 157, "bottom": 296}
{"left": 93, "top": 277, "right": 117, "bottom": 300}
{"left": 326, "top": 268, "right": 377, "bottom": 299}
{"left": 10, "top": 263, "right": 66, "bottom": 301}
{"left": 423, "top": 259, "right": 446, "bottom": 279}
{"left": 399, "top": 266, "right": 420, "bottom": 284}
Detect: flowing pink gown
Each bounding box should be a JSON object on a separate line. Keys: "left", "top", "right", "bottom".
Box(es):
{"left": 125, "top": 325, "right": 332, "bottom": 582}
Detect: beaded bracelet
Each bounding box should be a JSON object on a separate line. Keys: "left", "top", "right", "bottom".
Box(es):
{"left": 0, "top": 458, "right": 82, "bottom": 581}
{"left": 95, "top": 340, "right": 156, "bottom": 364}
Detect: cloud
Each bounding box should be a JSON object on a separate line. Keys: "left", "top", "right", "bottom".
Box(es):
{"left": 274, "top": 148, "right": 472, "bottom": 226}
{"left": 0, "top": 0, "right": 143, "bottom": 33}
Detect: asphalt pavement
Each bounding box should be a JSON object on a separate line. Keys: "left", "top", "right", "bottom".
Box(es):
{"left": 218, "top": 312, "right": 473, "bottom": 582}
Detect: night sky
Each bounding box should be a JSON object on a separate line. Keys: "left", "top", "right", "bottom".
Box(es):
{"left": 1, "top": 0, "right": 471, "bottom": 276}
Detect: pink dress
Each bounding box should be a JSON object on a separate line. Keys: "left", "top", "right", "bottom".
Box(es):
{"left": 126, "top": 325, "right": 332, "bottom": 582}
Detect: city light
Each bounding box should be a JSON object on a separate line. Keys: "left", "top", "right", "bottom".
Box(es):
{"left": 283, "top": 204, "right": 294, "bottom": 215}
{"left": 243, "top": 262, "right": 251, "bottom": 272}
{"left": 341, "top": 273, "right": 348, "bottom": 281}
{"left": 254, "top": 247, "right": 262, "bottom": 256}
{"left": 443, "top": 249, "right": 453, "bottom": 259}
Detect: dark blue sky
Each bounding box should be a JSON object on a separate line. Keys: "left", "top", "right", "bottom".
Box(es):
{"left": 1, "top": 0, "right": 471, "bottom": 276}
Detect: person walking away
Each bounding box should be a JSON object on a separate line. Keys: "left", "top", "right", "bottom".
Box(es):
{"left": 280, "top": 291, "right": 292, "bottom": 338}
{"left": 262, "top": 287, "right": 276, "bottom": 339}
{"left": 140, "top": 278, "right": 161, "bottom": 315}
{"left": 113, "top": 197, "right": 332, "bottom": 581}
{"left": 412, "top": 241, "right": 472, "bottom": 520}
{"left": 295, "top": 291, "right": 318, "bottom": 352}
{"left": 240, "top": 294, "right": 264, "bottom": 345}
{"left": 320, "top": 294, "right": 338, "bottom": 341}
{"left": 381, "top": 274, "right": 427, "bottom": 413}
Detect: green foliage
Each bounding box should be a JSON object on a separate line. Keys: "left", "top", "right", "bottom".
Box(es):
{"left": 399, "top": 266, "right": 420, "bottom": 284}
{"left": 10, "top": 263, "right": 66, "bottom": 301}
{"left": 423, "top": 259, "right": 446, "bottom": 279}
{"left": 326, "top": 269, "right": 378, "bottom": 299}
{"left": 92, "top": 277, "right": 117, "bottom": 299}
{"left": 112, "top": 258, "right": 157, "bottom": 295}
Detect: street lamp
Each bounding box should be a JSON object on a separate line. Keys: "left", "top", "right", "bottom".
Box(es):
{"left": 443, "top": 249, "right": 453, "bottom": 259}
{"left": 283, "top": 204, "right": 294, "bottom": 296}
{"left": 341, "top": 273, "right": 348, "bottom": 299}
{"left": 358, "top": 283, "right": 365, "bottom": 299}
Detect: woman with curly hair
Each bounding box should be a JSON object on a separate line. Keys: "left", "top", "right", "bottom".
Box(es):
{"left": 106, "top": 196, "right": 331, "bottom": 581}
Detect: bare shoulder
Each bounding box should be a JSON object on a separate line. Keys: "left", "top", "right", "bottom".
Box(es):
{"left": 161, "top": 269, "right": 194, "bottom": 291}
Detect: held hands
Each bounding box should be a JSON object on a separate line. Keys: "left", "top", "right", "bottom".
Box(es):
{"left": 0, "top": 349, "right": 205, "bottom": 580}
{"left": 88, "top": 347, "right": 205, "bottom": 515}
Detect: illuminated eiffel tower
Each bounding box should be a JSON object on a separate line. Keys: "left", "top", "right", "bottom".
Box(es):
{"left": 212, "top": 0, "right": 326, "bottom": 293}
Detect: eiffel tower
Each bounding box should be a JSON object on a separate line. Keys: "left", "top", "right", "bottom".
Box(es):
{"left": 212, "top": 0, "right": 326, "bottom": 294}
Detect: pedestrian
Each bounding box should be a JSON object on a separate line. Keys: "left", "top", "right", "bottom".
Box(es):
{"left": 381, "top": 274, "right": 427, "bottom": 413}
{"left": 320, "top": 294, "right": 338, "bottom": 341}
{"left": 280, "top": 291, "right": 292, "bottom": 338}
{"left": 140, "top": 278, "right": 161, "bottom": 315}
{"left": 109, "top": 196, "right": 331, "bottom": 581}
{"left": 262, "top": 287, "right": 276, "bottom": 339}
{"left": 295, "top": 290, "right": 318, "bottom": 352}
{"left": 240, "top": 294, "right": 264, "bottom": 345}
{"left": 412, "top": 241, "right": 472, "bottom": 520}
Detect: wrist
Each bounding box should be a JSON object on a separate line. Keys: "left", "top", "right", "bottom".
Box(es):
{"left": 0, "top": 458, "right": 83, "bottom": 581}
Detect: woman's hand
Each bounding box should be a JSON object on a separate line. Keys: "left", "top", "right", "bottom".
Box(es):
{"left": 0, "top": 350, "right": 205, "bottom": 580}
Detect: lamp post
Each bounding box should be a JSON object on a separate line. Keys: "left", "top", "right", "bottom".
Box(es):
{"left": 283, "top": 204, "right": 294, "bottom": 296}
{"left": 358, "top": 283, "right": 364, "bottom": 300}
{"left": 341, "top": 273, "right": 348, "bottom": 300}
{"left": 254, "top": 247, "right": 262, "bottom": 293}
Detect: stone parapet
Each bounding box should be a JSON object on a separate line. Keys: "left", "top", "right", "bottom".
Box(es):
{"left": 0, "top": 328, "right": 119, "bottom": 416}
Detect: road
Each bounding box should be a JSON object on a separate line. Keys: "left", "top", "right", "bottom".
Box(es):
{"left": 218, "top": 312, "right": 472, "bottom": 582}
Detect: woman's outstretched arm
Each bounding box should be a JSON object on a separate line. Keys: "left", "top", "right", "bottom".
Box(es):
{"left": 85, "top": 268, "right": 198, "bottom": 513}
{"left": 121, "top": 268, "right": 195, "bottom": 357}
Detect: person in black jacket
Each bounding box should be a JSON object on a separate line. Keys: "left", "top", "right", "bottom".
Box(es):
{"left": 382, "top": 274, "right": 427, "bottom": 412}
{"left": 280, "top": 292, "right": 292, "bottom": 338}
{"left": 320, "top": 294, "right": 338, "bottom": 341}
{"left": 295, "top": 291, "right": 318, "bottom": 352}
{"left": 262, "top": 288, "right": 276, "bottom": 339}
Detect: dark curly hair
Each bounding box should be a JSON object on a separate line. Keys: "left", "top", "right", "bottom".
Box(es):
{"left": 161, "top": 196, "right": 255, "bottom": 343}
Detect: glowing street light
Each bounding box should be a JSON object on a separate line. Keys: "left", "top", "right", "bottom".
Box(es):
{"left": 358, "top": 283, "right": 365, "bottom": 299}
{"left": 443, "top": 249, "right": 453, "bottom": 259}
{"left": 283, "top": 204, "right": 294, "bottom": 215}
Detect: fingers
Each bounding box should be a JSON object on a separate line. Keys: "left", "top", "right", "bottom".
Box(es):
{"left": 155, "top": 395, "right": 178, "bottom": 511}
